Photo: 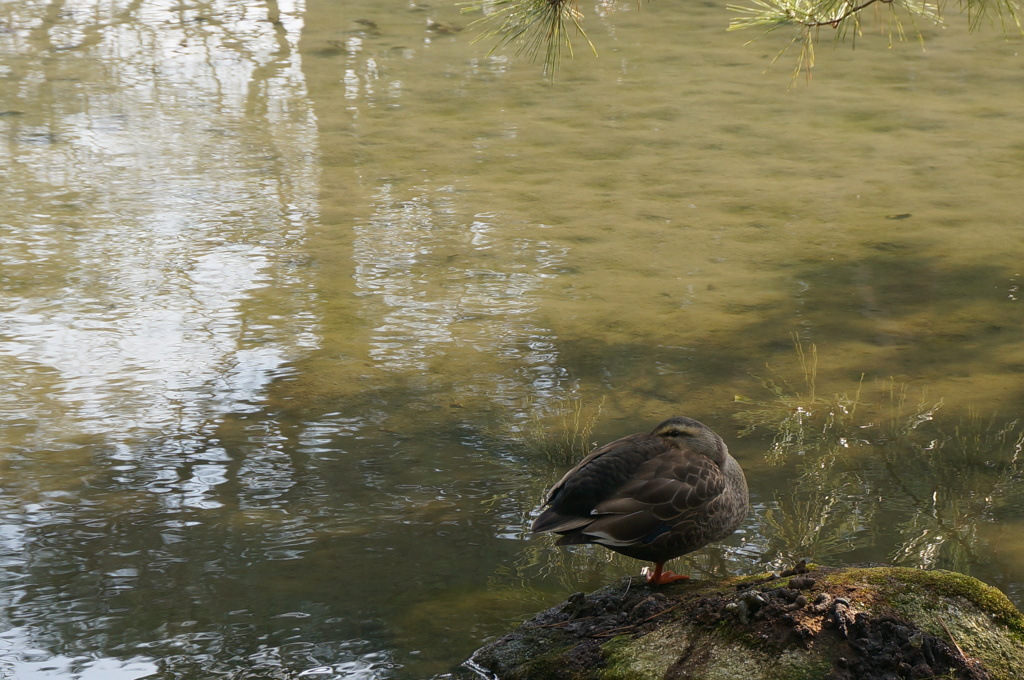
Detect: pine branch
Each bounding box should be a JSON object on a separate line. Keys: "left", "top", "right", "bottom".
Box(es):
{"left": 461, "top": 0, "right": 1024, "bottom": 80}
{"left": 460, "top": 0, "right": 597, "bottom": 78}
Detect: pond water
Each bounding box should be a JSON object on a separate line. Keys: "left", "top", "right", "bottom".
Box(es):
{"left": 1, "top": 0, "right": 1023, "bottom": 678}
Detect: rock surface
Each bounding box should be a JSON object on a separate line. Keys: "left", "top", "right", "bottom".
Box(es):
{"left": 468, "top": 564, "right": 1024, "bottom": 680}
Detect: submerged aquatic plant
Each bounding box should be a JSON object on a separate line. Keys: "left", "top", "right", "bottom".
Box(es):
{"left": 759, "top": 444, "right": 877, "bottom": 568}
{"left": 496, "top": 393, "right": 606, "bottom": 467}
{"left": 734, "top": 335, "right": 945, "bottom": 462}
{"left": 734, "top": 337, "right": 870, "bottom": 464}
{"left": 733, "top": 336, "right": 1023, "bottom": 579}
{"left": 884, "top": 411, "right": 1024, "bottom": 571}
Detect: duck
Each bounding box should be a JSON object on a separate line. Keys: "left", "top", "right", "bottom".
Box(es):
{"left": 531, "top": 416, "right": 749, "bottom": 585}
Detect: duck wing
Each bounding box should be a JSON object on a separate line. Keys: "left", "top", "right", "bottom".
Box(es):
{"left": 530, "top": 433, "right": 666, "bottom": 534}
{"left": 574, "top": 450, "right": 727, "bottom": 549}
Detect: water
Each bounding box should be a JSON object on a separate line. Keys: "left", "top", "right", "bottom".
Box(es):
{"left": 1, "top": 0, "right": 1023, "bottom": 678}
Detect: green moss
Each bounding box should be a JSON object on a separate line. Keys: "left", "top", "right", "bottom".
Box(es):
{"left": 602, "top": 615, "right": 832, "bottom": 680}
{"left": 897, "top": 569, "right": 1024, "bottom": 636}
{"left": 767, "top": 650, "right": 833, "bottom": 680}
{"left": 824, "top": 566, "right": 1024, "bottom": 680}
{"left": 600, "top": 626, "right": 685, "bottom": 680}
{"left": 853, "top": 567, "right": 1024, "bottom": 639}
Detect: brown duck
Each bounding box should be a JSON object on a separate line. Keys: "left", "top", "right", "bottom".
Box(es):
{"left": 531, "top": 416, "right": 749, "bottom": 584}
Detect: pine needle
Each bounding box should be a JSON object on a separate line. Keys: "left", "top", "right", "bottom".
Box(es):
{"left": 460, "top": 0, "right": 597, "bottom": 78}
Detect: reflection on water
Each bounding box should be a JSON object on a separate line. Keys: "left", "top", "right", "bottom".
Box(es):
{"left": 0, "top": 628, "right": 159, "bottom": 680}
{"left": 355, "top": 181, "right": 569, "bottom": 398}
{"left": 1, "top": 0, "right": 1024, "bottom": 679}
{"left": 0, "top": 0, "right": 318, "bottom": 446}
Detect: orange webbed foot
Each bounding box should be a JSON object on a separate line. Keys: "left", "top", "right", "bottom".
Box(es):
{"left": 643, "top": 564, "right": 691, "bottom": 585}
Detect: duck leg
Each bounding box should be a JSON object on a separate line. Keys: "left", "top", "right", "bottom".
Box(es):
{"left": 645, "top": 562, "right": 690, "bottom": 585}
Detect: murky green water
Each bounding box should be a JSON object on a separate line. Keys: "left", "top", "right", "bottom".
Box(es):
{"left": 1, "top": 0, "right": 1023, "bottom": 678}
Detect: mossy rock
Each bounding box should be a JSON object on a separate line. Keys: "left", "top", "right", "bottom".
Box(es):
{"left": 468, "top": 564, "right": 1024, "bottom": 680}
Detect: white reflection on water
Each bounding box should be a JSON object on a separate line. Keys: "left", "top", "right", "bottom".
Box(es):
{"left": 354, "top": 184, "right": 571, "bottom": 399}
{"left": 0, "top": 0, "right": 319, "bottom": 447}
{"left": 334, "top": 16, "right": 577, "bottom": 410}
{"left": 1, "top": 627, "right": 156, "bottom": 679}
{"left": 0, "top": 8, "right": 324, "bottom": 672}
